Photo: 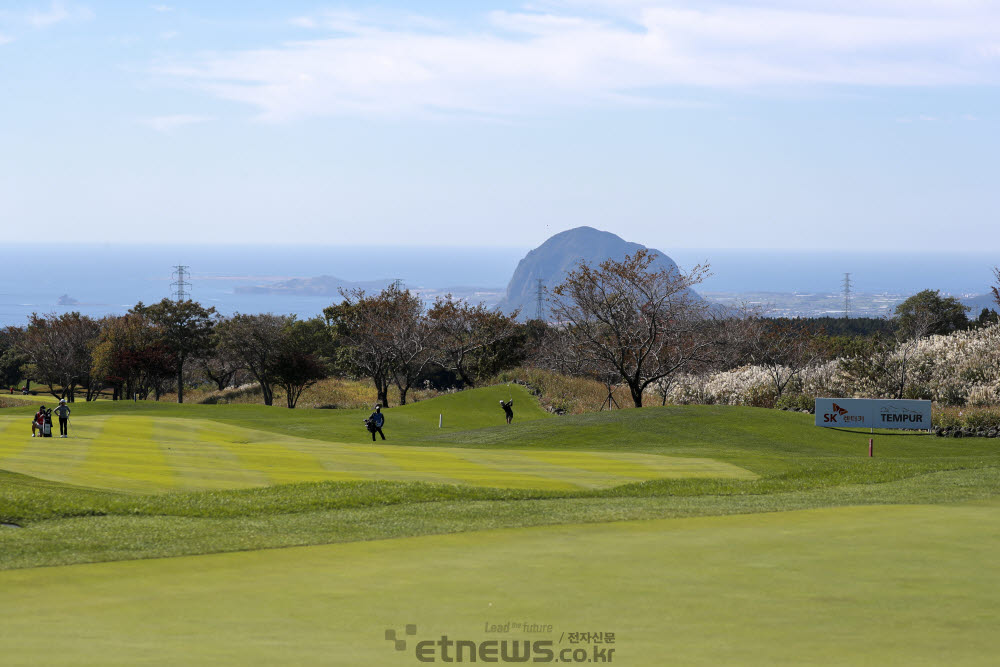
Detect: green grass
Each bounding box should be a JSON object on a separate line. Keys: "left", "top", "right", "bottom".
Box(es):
{"left": 1, "top": 385, "right": 998, "bottom": 568}
{"left": 2, "top": 501, "right": 998, "bottom": 665}
{"left": 0, "top": 385, "right": 753, "bottom": 495}
{"left": 3, "top": 383, "right": 1000, "bottom": 663}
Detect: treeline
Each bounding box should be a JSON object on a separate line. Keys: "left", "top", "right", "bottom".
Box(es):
{"left": 2, "top": 263, "right": 997, "bottom": 411}
{"left": 0, "top": 288, "right": 535, "bottom": 408}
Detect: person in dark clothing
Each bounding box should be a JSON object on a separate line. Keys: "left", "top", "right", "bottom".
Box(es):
{"left": 365, "top": 404, "right": 385, "bottom": 441}
{"left": 54, "top": 399, "right": 71, "bottom": 437}
{"left": 500, "top": 399, "right": 514, "bottom": 425}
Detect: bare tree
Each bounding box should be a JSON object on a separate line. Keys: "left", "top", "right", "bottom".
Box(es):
{"left": 325, "top": 289, "right": 396, "bottom": 407}
{"left": 19, "top": 312, "right": 101, "bottom": 401}
{"left": 549, "top": 250, "right": 712, "bottom": 408}
{"left": 743, "top": 318, "right": 821, "bottom": 400}
{"left": 383, "top": 287, "right": 435, "bottom": 405}
{"left": 840, "top": 311, "right": 934, "bottom": 400}
{"left": 991, "top": 266, "right": 1000, "bottom": 309}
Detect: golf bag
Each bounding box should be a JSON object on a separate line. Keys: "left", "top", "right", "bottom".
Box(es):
{"left": 42, "top": 409, "right": 53, "bottom": 438}
{"left": 364, "top": 418, "right": 376, "bottom": 434}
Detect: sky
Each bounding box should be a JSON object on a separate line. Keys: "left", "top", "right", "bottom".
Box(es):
{"left": 1, "top": 1, "right": 999, "bottom": 251}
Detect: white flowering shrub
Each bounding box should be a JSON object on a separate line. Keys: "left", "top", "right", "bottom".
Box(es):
{"left": 659, "top": 323, "right": 1000, "bottom": 408}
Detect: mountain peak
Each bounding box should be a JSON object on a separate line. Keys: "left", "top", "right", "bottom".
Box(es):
{"left": 497, "top": 227, "right": 687, "bottom": 319}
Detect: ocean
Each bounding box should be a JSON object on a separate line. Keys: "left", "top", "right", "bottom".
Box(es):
{"left": 1, "top": 244, "right": 995, "bottom": 326}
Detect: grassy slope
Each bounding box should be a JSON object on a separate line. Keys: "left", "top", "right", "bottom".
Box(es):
{"left": 1, "top": 386, "right": 999, "bottom": 570}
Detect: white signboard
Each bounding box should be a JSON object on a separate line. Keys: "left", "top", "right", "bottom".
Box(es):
{"left": 815, "top": 398, "right": 932, "bottom": 430}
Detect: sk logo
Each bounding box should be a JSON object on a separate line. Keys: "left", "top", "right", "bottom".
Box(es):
{"left": 385, "top": 625, "right": 418, "bottom": 651}
{"left": 831, "top": 403, "right": 848, "bottom": 415}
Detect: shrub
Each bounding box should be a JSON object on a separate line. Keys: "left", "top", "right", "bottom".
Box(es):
{"left": 775, "top": 393, "right": 814, "bottom": 411}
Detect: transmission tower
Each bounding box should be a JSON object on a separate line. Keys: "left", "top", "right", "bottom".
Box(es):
{"left": 842, "top": 272, "right": 852, "bottom": 319}
{"left": 393, "top": 279, "right": 405, "bottom": 292}
{"left": 171, "top": 265, "right": 191, "bottom": 302}
{"left": 535, "top": 279, "right": 545, "bottom": 321}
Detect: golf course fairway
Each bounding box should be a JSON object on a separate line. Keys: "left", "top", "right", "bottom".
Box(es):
{"left": 1, "top": 501, "right": 998, "bottom": 666}
{"left": 0, "top": 414, "right": 754, "bottom": 491}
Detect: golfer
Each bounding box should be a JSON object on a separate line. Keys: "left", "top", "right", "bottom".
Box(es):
{"left": 54, "top": 398, "right": 71, "bottom": 438}
{"left": 500, "top": 399, "right": 514, "bottom": 425}
{"left": 31, "top": 405, "right": 45, "bottom": 437}
{"left": 366, "top": 404, "right": 386, "bottom": 441}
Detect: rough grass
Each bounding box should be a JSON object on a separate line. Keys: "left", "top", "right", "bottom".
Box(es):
{"left": 492, "top": 366, "right": 638, "bottom": 414}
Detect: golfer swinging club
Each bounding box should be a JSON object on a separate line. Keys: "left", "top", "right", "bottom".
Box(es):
{"left": 500, "top": 399, "right": 514, "bottom": 425}
{"left": 366, "top": 404, "right": 386, "bottom": 441}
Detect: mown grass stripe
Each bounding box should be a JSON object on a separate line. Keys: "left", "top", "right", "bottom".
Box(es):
{"left": 152, "top": 419, "right": 267, "bottom": 491}
{"left": 74, "top": 417, "right": 178, "bottom": 492}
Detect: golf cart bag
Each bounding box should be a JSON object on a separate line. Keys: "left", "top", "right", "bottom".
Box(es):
{"left": 364, "top": 418, "right": 376, "bottom": 435}
{"left": 42, "top": 409, "right": 53, "bottom": 437}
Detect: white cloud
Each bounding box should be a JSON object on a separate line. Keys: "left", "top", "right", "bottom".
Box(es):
{"left": 26, "top": 2, "right": 92, "bottom": 28}
{"left": 156, "top": 2, "right": 1000, "bottom": 121}
{"left": 151, "top": 4, "right": 173, "bottom": 12}
{"left": 139, "top": 114, "right": 212, "bottom": 132}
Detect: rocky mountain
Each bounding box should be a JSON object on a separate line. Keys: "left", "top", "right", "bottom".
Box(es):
{"left": 497, "top": 226, "right": 691, "bottom": 319}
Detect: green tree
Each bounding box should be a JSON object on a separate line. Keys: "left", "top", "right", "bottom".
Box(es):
{"left": 272, "top": 318, "right": 330, "bottom": 408}
{"left": 215, "top": 313, "right": 288, "bottom": 406}
{"left": 133, "top": 299, "right": 217, "bottom": 403}
{"left": 0, "top": 326, "right": 27, "bottom": 390}
{"left": 91, "top": 313, "right": 175, "bottom": 401}
{"left": 893, "top": 289, "right": 969, "bottom": 337}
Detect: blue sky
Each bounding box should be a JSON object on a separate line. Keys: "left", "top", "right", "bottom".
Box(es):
{"left": 1, "top": 1, "right": 998, "bottom": 250}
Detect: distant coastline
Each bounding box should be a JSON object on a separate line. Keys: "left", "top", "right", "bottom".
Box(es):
{"left": 1, "top": 244, "right": 995, "bottom": 326}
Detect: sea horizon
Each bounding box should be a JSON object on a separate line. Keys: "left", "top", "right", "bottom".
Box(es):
{"left": 2, "top": 244, "right": 996, "bottom": 326}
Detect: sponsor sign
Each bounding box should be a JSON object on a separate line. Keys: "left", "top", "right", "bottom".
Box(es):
{"left": 815, "top": 398, "right": 931, "bottom": 430}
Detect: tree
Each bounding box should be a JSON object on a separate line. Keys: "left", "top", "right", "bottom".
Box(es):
{"left": 0, "top": 327, "right": 27, "bottom": 390}
{"left": 91, "top": 313, "right": 175, "bottom": 401}
{"left": 426, "top": 295, "right": 521, "bottom": 388}
{"left": 742, "top": 318, "right": 821, "bottom": 400}
{"left": 381, "top": 286, "right": 436, "bottom": 406}
{"left": 839, "top": 332, "right": 918, "bottom": 400}
{"left": 215, "top": 313, "right": 289, "bottom": 406}
{"left": 549, "top": 250, "right": 711, "bottom": 408}
{"left": 134, "top": 299, "right": 216, "bottom": 404}
{"left": 992, "top": 267, "right": 1000, "bottom": 309}
{"left": 197, "top": 323, "right": 245, "bottom": 391}
{"left": 19, "top": 312, "right": 101, "bottom": 401}
{"left": 325, "top": 290, "right": 397, "bottom": 407}
{"left": 894, "top": 289, "right": 969, "bottom": 338}
{"left": 271, "top": 318, "right": 330, "bottom": 408}
{"left": 975, "top": 308, "right": 999, "bottom": 328}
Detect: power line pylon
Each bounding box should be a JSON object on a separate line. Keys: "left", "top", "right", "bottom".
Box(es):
{"left": 535, "top": 279, "right": 545, "bottom": 321}
{"left": 842, "top": 272, "right": 852, "bottom": 319}
{"left": 171, "top": 265, "right": 191, "bottom": 302}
